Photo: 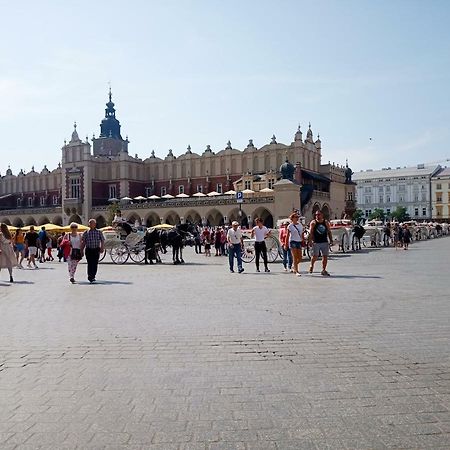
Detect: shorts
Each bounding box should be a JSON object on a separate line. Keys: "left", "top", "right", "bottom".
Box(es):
{"left": 16, "top": 243, "right": 25, "bottom": 252}
{"left": 289, "top": 241, "right": 302, "bottom": 250}
{"left": 313, "top": 242, "right": 329, "bottom": 257}
{"left": 28, "top": 246, "right": 38, "bottom": 256}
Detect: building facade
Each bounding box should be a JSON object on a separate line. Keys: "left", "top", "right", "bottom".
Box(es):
{"left": 431, "top": 167, "right": 450, "bottom": 220}
{"left": 0, "top": 91, "right": 355, "bottom": 228}
{"left": 353, "top": 164, "right": 441, "bottom": 220}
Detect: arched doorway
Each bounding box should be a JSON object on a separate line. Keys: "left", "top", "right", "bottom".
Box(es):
{"left": 52, "top": 216, "right": 63, "bottom": 226}
{"left": 228, "top": 207, "right": 249, "bottom": 228}
{"left": 95, "top": 215, "right": 107, "bottom": 229}
{"left": 1, "top": 218, "right": 12, "bottom": 225}
{"left": 68, "top": 214, "right": 82, "bottom": 224}
{"left": 205, "top": 209, "right": 224, "bottom": 227}
{"left": 13, "top": 218, "right": 24, "bottom": 227}
{"left": 165, "top": 211, "right": 180, "bottom": 225}
{"left": 185, "top": 210, "right": 202, "bottom": 226}
{"left": 38, "top": 216, "right": 49, "bottom": 226}
{"left": 321, "top": 204, "right": 330, "bottom": 220}
{"left": 252, "top": 207, "right": 274, "bottom": 228}
{"left": 25, "top": 217, "right": 37, "bottom": 226}
{"left": 145, "top": 212, "right": 160, "bottom": 227}
{"left": 127, "top": 213, "right": 141, "bottom": 226}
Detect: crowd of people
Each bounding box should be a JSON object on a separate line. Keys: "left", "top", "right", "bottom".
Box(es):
{"left": 0, "top": 219, "right": 105, "bottom": 284}
{"left": 4, "top": 209, "right": 422, "bottom": 284}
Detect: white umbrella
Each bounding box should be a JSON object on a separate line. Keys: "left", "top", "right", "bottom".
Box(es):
{"left": 224, "top": 190, "right": 236, "bottom": 195}
{"left": 134, "top": 195, "right": 147, "bottom": 201}
{"left": 242, "top": 189, "right": 255, "bottom": 194}
{"left": 120, "top": 196, "right": 133, "bottom": 201}
{"left": 162, "top": 194, "right": 175, "bottom": 199}
{"left": 108, "top": 197, "right": 119, "bottom": 202}
{"left": 176, "top": 193, "right": 189, "bottom": 198}
{"left": 259, "top": 187, "right": 274, "bottom": 193}
{"left": 207, "top": 191, "right": 220, "bottom": 197}
{"left": 192, "top": 192, "right": 206, "bottom": 197}
{"left": 148, "top": 195, "right": 160, "bottom": 200}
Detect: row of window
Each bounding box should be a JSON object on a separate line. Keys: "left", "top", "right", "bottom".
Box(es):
{"left": 435, "top": 183, "right": 450, "bottom": 190}
{"left": 364, "top": 194, "right": 427, "bottom": 204}
{"left": 364, "top": 185, "right": 426, "bottom": 194}
{"left": 17, "top": 196, "right": 60, "bottom": 207}
{"left": 364, "top": 207, "right": 427, "bottom": 217}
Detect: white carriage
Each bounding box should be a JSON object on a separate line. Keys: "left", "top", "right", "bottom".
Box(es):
{"left": 328, "top": 219, "right": 352, "bottom": 252}
{"left": 101, "top": 227, "right": 147, "bottom": 264}
{"left": 363, "top": 220, "right": 383, "bottom": 247}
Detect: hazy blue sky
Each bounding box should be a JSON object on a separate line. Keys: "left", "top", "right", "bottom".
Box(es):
{"left": 1, "top": 0, "right": 449, "bottom": 174}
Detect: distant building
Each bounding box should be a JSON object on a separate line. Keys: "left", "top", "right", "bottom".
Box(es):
{"left": 353, "top": 164, "right": 441, "bottom": 220}
{"left": 431, "top": 167, "right": 450, "bottom": 221}
{"left": 0, "top": 91, "right": 355, "bottom": 228}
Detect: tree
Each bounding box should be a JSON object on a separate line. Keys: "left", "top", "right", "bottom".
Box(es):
{"left": 107, "top": 203, "right": 120, "bottom": 226}
{"left": 390, "top": 206, "right": 410, "bottom": 222}
{"left": 352, "top": 209, "right": 364, "bottom": 223}
{"left": 369, "top": 208, "right": 385, "bottom": 221}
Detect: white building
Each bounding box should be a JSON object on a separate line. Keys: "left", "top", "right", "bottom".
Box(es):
{"left": 431, "top": 167, "right": 450, "bottom": 221}
{"left": 353, "top": 164, "right": 441, "bottom": 220}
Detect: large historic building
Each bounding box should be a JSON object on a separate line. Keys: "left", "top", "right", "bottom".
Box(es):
{"left": 0, "top": 91, "right": 355, "bottom": 228}
{"left": 353, "top": 164, "right": 441, "bottom": 220}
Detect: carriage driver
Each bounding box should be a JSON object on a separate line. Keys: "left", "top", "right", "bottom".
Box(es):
{"left": 308, "top": 210, "right": 333, "bottom": 276}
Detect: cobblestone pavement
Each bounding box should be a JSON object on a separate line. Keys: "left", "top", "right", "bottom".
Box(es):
{"left": 0, "top": 237, "right": 449, "bottom": 449}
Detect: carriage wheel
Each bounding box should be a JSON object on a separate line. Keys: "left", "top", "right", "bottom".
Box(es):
{"left": 129, "top": 246, "right": 146, "bottom": 264}
{"left": 241, "top": 242, "right": 255, "bottom": 263}
{"left": 373, "top": 231, "right": 381, "bottom": 247}
{"left": 98, "top": 249, "right": 107, "bottom": 262}
{"left": 351, "top": 234, "right": 359, "bottom": 251}
{"left": 110, "top": 245, "right": 130, "bottom": 264}
{"left": 341, "top": 233, "right": 349, "bottom": 253}
{"left": 265, "top": 236, "right": 279, "bottom": 263}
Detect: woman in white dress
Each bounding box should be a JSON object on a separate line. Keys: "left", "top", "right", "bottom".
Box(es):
{"left": 62, "top": 223, "right": 83, "bottom": 283}
{"left": 0, "top": 223, "right": 17, "bottom": 283}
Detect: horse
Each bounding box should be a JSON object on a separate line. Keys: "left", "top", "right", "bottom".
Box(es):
{"left": 144, "top": 223, "right": 196, "bottom": 265}
{"left": 352, "top": 224, "right": 366, "bottom": 251}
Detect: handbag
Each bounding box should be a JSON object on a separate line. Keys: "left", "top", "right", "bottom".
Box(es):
{"left": 70, "top": 248, "right": 82, "bottom": 261}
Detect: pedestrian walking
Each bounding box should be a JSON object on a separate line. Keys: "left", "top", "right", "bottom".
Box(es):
{"left": 13, "top": 227, "right": 26, "bottom": 268}
{"left": 38, "top": 226, "right": 48, "bottom": 263}
{"left": 227, "top": 221, "right": 244, "bottom": 273}
{"left": 279, "top": 220, "right": 293, "bottom": 272}
{"left": 25, "top": 225, "right": 39, "bottom": 269}
{"left": 202, "top": 227, "right": 211, "bottom": 257}
{"left": 57, "top": 232, "right": 66, "bottom": 262}
{"left": 80, "top": 219, "right": 104, "bottom": 283}
{"left": 402, "top": 224, "right": 412, "bottom": 250}
{"left": 285, "top": 213, "right": 304, "bottom": 276}
{"left": 308, "top": 210, "right": 333, "bottom": 276}
{"left": 251, "top": 218, "right": 271, "bottom": 272}
{"left": 214, "top": 227, "right": 222, "bottom": 256}
{"left": 0, "top": 223, "right": 16, "bottom": 282}
{"left": 62, "top": 223, "right": 83, "bottom": 283}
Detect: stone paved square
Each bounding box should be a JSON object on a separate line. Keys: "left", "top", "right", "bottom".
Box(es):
{"left": 0, "top": 238, "right": 449, "bottom": 449}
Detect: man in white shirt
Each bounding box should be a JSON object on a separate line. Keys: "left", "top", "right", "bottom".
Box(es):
{"left": 227, "top": 221, "right": 244, "bottom": 273}
{"left": 251, "top": 217, "right": 271, "bottom": 272}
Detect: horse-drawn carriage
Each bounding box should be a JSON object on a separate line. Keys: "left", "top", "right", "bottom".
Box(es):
{"left": 363, "top": 220, "right": 383, "bottom": 247}
{"left": 100, "top": 225, "right": 147, "bottom": 264}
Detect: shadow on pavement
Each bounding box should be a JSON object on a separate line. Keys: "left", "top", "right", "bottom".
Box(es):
{"left": 11, "top": 280, "right": 35, "bottom": 285}
{"left": 320, "top": 274, "right": 382, "bottom": 279}
{"left": 76, "top": 280, "right": 133, "bottom": 285}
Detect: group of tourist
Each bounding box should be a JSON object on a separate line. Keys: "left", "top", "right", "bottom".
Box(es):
{"left": 0, "top": 219, "right": 105, "bottom": 284}
{"left": 226, "top": 210, "right": 333, "bottom": 276}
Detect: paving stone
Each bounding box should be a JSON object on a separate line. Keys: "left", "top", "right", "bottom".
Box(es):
{"left": 0, "top": 240, "right": 449, "bottom": 448}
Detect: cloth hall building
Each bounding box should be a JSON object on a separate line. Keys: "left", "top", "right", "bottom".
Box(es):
{"left": 0, "top": 92, "right": 355, "bottom": 228}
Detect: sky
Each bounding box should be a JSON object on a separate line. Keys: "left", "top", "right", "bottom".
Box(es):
{"left": 1, "top": 0, "right": 450, "bottom": 175}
